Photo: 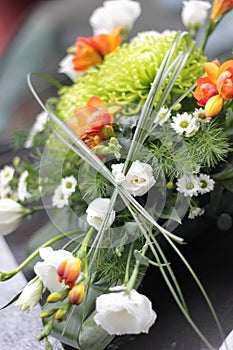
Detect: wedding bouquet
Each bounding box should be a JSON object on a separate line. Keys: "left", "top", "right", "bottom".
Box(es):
{"left": 1, "top": 1, "right": 233, "bottom": 349}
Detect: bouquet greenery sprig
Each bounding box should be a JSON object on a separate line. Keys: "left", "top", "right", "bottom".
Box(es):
{"left": 1, "top": 1, "right": 233, "bottom": 349}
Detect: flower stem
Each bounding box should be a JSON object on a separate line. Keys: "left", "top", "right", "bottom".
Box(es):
{"left": 126, "top": 243, "right": 148, "bottom": 293}
{"left": 0, "top": 229, "right": 80, "bottom": 282}
{"left": 79, "top": 226, "right": 95, "bottom": 278}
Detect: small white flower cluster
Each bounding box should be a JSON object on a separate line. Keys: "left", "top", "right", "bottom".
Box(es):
{"left": 0, "top": 166, "right": 31, "bottom": 202}
{"left": 176, "top": 173, "right": 215, "bottom": 197}
{"left": 188, "top": 207, "right": 205, "bottom": 219}
{"left": 24, "top": 111, "right": 48, "bottom": 149}
{"left": 52, "top": 175, "right": 77, "bottom": 208}
{"left": 170, "top": 108, "right": 211, "bottom": 137}
{"left": 0, "top": 165, "right": 14, "bottom": 198}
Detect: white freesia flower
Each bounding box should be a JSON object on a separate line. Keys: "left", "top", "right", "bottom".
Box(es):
{"left": 94, "top": 289, "right": 157, "bottom": 335}
{"left": 0, "top": 198, "right": 27, "bottom": 236}
{"left": 86, "top": 198, "right": 115, "bottom": 230}
{"left": 181, "top": 1, "right": 211, "bottom": 31}
{"left": 61, "top": 175, "right": 77, "bottom": 196}
{"left": 58, "top": 54, "right": 84, "bottom": 81}
{"left": 0, "top": 165, "right": 15, "bottom": 185}
{"left": 89, "top": 0, "right": 141, "bottom": 35}
{"left": 219, "top": 329, "right": 233, "bottom": 350}
{"left": 18, "top": 170, "right": 31, "bottom": 202}
{"left": 176, "top": 174, "right": 200, "bottom": 197}
{"left": 34, "top": 247, "right": 73, "bottom": 292}
{"left": 198, "top": 174, "right": 215, "bottom": 194}
{"left": 16, "top": 278, "right": 43, "bottom": 312}
{"left": 24, "top": 111, "right": 48, "bottom": 148}
{"left": 52, "top": 185, "right": 69, "bottom": 208}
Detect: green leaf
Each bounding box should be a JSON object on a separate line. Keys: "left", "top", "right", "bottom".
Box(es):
{"left": 213, "top": 155, "right": 233, "bottom": 181}
{"left": 79, "top": 312, "right": 114, "bottom": 350}
{"left": 134, "top": 250, "right": 149, "bottom": 266}
{"left": 0, "top": 292, "right": 21, "bottom": 310}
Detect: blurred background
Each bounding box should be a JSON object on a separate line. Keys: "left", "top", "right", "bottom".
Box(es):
{"left": 0, "top": 0, "right": 233, "bottom": 144}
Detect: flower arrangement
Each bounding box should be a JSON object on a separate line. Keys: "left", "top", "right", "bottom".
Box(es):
{"left": 1, "top": 0, "right": 233, "bottom": 349}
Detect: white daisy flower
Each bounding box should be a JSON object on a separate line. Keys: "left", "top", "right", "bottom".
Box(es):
{"left": 170, "top": 112, "right": 195, "bottom": 135}
{"left": 176, "top": 174, "right": 200, "bottom": 197}
{"left": 188, "top": 207, "right": 205, "bottom": 219}
{"left": 198, "top": 174, "right": 215, "bottom": 194}
{"left": 184, "top": 119, "right": 200, "bottom": 137}
{"left": 52, "top": 185, "right": 69, "bottom": 208}
{"left": 61, "top": 176, "right": 77, "bottom": 196}
{"left": 18, "top": 171, "right": 31, "bottom": 202}
{"left": 154, "top": 106, "right": 171, "bottom": 126}
{"left": 0, "top": 184, "right": 12, "bottom": 199}
{"left": 24, "top": 111, "right": 48, "bottom": 149}
{"left": 193, "top": 108, "right": 211, "bottom": 123}
{"left": 0, "top": 165, "right": 15, "bottom": 185}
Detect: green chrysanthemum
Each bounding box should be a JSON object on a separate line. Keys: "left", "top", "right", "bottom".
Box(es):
{"left": 56, "top": 31, "right": 205, "bottom": 120}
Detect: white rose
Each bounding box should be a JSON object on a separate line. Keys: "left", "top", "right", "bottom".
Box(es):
{"left": 86, "top": 198, "right": 115, "bottom": 231}
{"left": 181, "top": 1, "right": 211, "bottom": 30}
{"left": 94, "top": 289, "right": 157, "bottom": 335}
{"left": 112, "top": 161, "right": 156, "bottom": 196}
{"left": 58, "top": 54, "right": 84, "bottom": 81}
{"left": 16, "top": 278, "right": 43, "bottom": 312}
{"left": 0, "top": 198, "right": 27, "bottom": 236}
{"left": 89, "top": 0, "right": 141, "bottom": 35}
{"left": 34, "top": 247, "right": 73, "bottom": 292}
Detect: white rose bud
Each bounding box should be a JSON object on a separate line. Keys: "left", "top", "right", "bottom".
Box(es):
{"left": 89, "top": 0, "right": 141, "bottom": 35}
{"left": 86, "top": 198, "right": 115, "bottom": 231}
{"left": 181, "top": 1, "right": 211, "bottom": 32}
{"left": 34, "top": 247, "right": 73, "bottom": 293}
{"left": 16, "top": 278, "right": 43, "bottom": 312}
{"left": 94, "top": 288, "right": 157, "bottom": 335}
{"left": 0, "top": 198, "right": 28, "bottom": 236}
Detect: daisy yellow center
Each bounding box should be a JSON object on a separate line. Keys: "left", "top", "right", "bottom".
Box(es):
{"left": 200, "top": 180, "right": 207, "bottom": 188}
{"left": 197, "top": 113, "right": 206, "bottom": 120}
{"left": 186, "top": 182, "right": 194, "bottom": 190}
{"left": 66, "top": 182, "right": 72, "bottom": 189}
{"left": 180, "top": 120, "right": 189, "bottom": 128}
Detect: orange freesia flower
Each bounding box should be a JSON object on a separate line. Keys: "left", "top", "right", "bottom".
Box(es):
{"left": 193, "top": 59, "right": 233, "bottom": 117}
{"left": 211, "top": 0, "right": 233, "bottom": 21}
{"left": 57, "top": 257, "right": 82, "bottom": 289}
{"left": 68, "top": 96, "right": 120, "bottom": 149}
{"left": 72, "top": 27, "right": 121, "bottom": 71}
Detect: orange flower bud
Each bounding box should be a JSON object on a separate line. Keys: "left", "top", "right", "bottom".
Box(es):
{"left": 57, "top": 258, "right": 82, "bottom": 288}
{"left": 205, "top": 94, "right": 223, "bottom": 117}
{"left": 68, "top": 284, "right": 85, "bottom": 305}
{"left": 211, "top": 0, "right": 233, "bottom": 21}
{"left": 72, "top": 27, "right": 121, "bottom": 71}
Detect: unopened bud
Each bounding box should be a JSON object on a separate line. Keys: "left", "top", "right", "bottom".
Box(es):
{"left": 102, "top": 125, "right": 115, "bottom": 139}
{"left": 46, "top": 289, "right": 69, "bottom": 303}
{"left": 166, "top": 182, "right": 174, "bottom": 190}
{"left": 38, "top": 319, "right": 54, "bottom": 341}
{"left": 13, "top": 156, "right": 20, "bottom": 167}
{"left": 68, "top": 284, "right": 85, "bottom": 305}
{"left": 40, "top": 308, "right": 57, "bottom": 318}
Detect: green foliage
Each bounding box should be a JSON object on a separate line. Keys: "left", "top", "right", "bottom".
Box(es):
{"left": 186, "top": 121, "right": 231, "bottom": 169}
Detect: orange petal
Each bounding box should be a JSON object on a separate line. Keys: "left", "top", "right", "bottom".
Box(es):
{"left": 211, "top": 0, "right": 233, "bottom": 21}
{"left": 204, "top": 60, "right": 220, "bottom": 84}
{"left": 205, "top": 95, "right": 223, "bottom": 117}
{"left": 218, "top": 60, "right": 233, "bottom": 75}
